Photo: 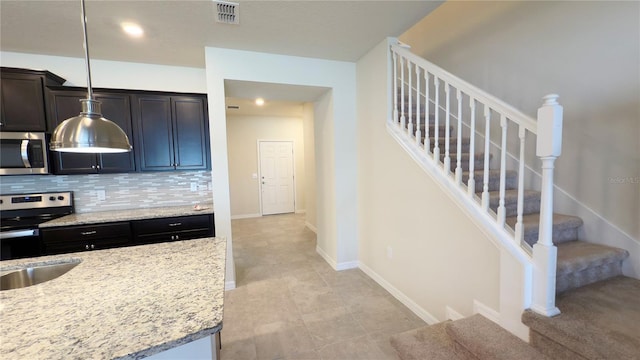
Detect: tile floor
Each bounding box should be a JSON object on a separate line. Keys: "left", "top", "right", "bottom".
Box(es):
{"left": 221, "top": 213, "right": 426, "bottom": 360}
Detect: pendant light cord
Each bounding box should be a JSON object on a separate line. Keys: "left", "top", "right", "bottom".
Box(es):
{"left": 81, "top": 0, "right": 93, "bottom": 100}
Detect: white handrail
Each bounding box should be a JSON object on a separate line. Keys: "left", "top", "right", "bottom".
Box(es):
{"left": 391, "top": 43, "right": 538, "bottom": 134}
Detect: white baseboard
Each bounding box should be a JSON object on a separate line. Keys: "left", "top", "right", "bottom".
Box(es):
{"left": 230, "top": 213, "right": 262, "bottom": 220}
{"left": 359, "top": 261, "right": 439, "bottom": 325}
{"left": 225, "top": 281, "right": 236, "bottom": 290}
{"left": 336, "top": 261, "right": 359, "bottom": 271}
{"left": 315, "top": 246, "right": 358, "bottom": 271}
{"left": 473, "top": 299, "right": 500, "bottom": 324}
{"left": 446, "top": 306, "right": 464, "bottom": 321}
{"left": 305, "top": 221, "right": 318, "bottom": 233}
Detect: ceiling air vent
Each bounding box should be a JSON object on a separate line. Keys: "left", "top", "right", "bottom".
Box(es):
{"left": 214, "top": 1, "right": 239, "bottom": 25}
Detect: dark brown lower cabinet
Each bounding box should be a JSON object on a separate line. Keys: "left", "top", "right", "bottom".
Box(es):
{"left": 40, "top": 214, "right": 215, "bottom": 255}
{"left": 132, "top": 214, "right": 214, "bottom": 245}
{"left": 41, "top": 222, "right": 131, "bottom": 255}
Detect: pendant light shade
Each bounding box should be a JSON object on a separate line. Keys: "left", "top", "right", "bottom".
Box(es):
{"left": 50, "top": 0, "right": 132, "bottom": 153}
{"left": 50, "top": 99, "right": 132, "bottom": 153}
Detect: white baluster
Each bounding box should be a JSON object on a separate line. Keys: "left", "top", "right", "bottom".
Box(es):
{"left": 400, "top": 56, "right": 406, "bottom": 130}
{"left": 481, "top": 105, "right": 491, "bottom": 211}
{"left": 497, "top": 115, "right": 508, "bottom": 227}
{"left": 415, "top": 66, "right": 422, "bottom": 145}
{"left": 468, "top": 97, "right": 476, "bottom": 196}
{"left": 392, "top": 50, "right": 398, "bottom": 125}
{"left": 433, "top": 77, "right": 440, "bottom": 162}
{"left": 424, "top": 71, "right": 431, "bottom": 154}
{"left": 455, "top": 89, "right": 463, "bottom": 184}
{"left": 515, "top": 125, "right": 526, "bottom": 243}
{"left": 531, "top": 94, "right": 563, "bottom": 317}
{"left": 444, "top": 83, "right": 451, "bottom": 174}
{"left": 407, "top": 61, "right": 413, "bottom": 137}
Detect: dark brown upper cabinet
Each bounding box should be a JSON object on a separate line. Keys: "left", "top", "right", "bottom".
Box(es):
{"left": 47, "top": 88, "right": 136, "bottom": 174}
{"left": 0, "top": 67, "right": 65, "bottom": 132}
{"left": 132, "top": 94, "right": 210, "bottom": 171}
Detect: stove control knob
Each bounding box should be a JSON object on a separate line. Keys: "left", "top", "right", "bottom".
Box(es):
{"left": 58, "top": 196, "right": 65, "bottom": 201}
{"left": 49, "top": 196, "right": 56, "bottom": 201}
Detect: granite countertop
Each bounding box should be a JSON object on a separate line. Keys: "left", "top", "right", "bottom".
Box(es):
{"left": 39, "top": 204, "right": 214, "bottom": 228}
{"left": 0, "top": 237, "right": 226, "bottom": 360}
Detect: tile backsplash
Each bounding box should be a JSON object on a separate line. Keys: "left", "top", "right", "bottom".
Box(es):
{"left": 0, "top": 171, "right": 213, "bottom": 213}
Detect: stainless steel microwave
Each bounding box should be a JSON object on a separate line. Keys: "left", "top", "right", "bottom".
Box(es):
{"left": 0, "top": 132, "right": 50, "bottom": 175}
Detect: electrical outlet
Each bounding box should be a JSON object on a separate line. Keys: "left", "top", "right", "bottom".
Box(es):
{"left": 97, "top": 190, "right": 106, "bottom": 201}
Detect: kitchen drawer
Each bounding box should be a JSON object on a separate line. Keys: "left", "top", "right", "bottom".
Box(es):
{"left": 131, "top": 214, "right": 212, "bottom": 235}
{"left": 135, "top": 228, "right": 213, "bottom": 245}
{"left": 42, "top": 222, "right": 132, "bottom": 244}
{"left": 43, "top": 237, "right": 130, "bottom": 255}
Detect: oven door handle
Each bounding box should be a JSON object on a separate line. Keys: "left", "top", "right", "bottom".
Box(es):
{"left": 21, "top": 139, "right": 32, "bottom": 168}
{"left": 0, "top": 229, "right": 39, "bottom": 239}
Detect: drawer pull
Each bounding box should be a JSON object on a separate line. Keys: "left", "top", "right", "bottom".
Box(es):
{"left": 81, "top": 231, "right": 97, "bottom": 236}
{"left": 168, "top": 223, "right": 182, "bottom": 227}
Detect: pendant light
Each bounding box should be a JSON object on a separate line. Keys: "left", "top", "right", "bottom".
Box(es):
{"left": 50, "top": 0, "right": 132, "bottom": 153}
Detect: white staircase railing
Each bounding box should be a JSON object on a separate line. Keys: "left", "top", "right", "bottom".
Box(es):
{"left": 389, "top": 42, "right": 563, "bottom": 316}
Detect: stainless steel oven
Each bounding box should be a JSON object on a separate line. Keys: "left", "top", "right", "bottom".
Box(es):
{"left": 0, "top": 132, "right": 50, "bottom": 175}
{"left": 0, "top": 192, "right": 74, "bottom": 260}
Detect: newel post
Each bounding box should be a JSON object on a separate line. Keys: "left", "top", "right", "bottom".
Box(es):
{"left": 531, "top": 94, "right": 563, "bottom": 317}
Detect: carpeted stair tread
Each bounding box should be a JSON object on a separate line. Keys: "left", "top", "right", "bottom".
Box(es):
{"left": 505, "top": 213, "right": 583, "bottom": 246}
{"left": 484, "top": 189, "right": 541, "bottom": 217}
{"left": 445, "top": 314, "right": 549, "bottom": 360}
{"left": 522, "top": 276, "right": 640, "bottom": 360}
{"left": 555, "top": 241, "right": 629, "bottom": 294}
{"left": 390, "top": 322, "right": 462, "bottom": 360}
{"left": 462, "top": 170, "right": 518, "bottom": 191}
{"left": 557, "top": 241, "right": 629, "bottom": 275}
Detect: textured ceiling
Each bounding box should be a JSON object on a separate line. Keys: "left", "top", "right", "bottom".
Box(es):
{"left": 0, "top": 0, "right": 442, "bottom": 68}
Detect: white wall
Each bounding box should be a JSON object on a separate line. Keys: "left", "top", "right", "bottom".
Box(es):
{"left": 303, "top": 103, "right": 317, "bottom": 231}
{"left": 0, "top": 51, "right": 206, "bottom": 92}
{"left": 226, "top": 114, "right": 306, "bottom": 218}
{"left": 204, "top": 47, "right": 358, "bottom": 278}
{"left": 399, "top": 1, "right": 640, "bottom": 242}
{"left": 357, "top": 38, "right": 501, "bottom": 325}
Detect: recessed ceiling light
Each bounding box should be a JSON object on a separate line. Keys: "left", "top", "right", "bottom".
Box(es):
{"left": 255, "top": 98, "right": 265, "bottom": 106}
{"left": 121, "top": 22, "right": 144, "bottom": 37}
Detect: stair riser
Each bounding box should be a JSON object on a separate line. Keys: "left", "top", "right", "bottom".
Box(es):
{"left": 529, "top": 332, "right": 588, "bottom": 360}
{"left": 443, "top": 158, "right": 486, "bottom": 173}
{"left": 424, "top": 139, "right": 472, "bottom": 153}
{"left": 489, "top": 194, "right": 541, "bottom": 217}
{"left": 556, "top": 261, "right": 623, "bottom": 293}
{"left": 522, "top": 226, "right": 579, "bottom": 247}
{"left": 463, "top": 173, "right": 518, "bottom": 192}
{"left": 402, "top": 126, "right": 454, "bottom": 139}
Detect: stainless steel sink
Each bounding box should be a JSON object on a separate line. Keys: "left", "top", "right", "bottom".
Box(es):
{"left": 0, "top": 261, "right": 80, "bottom": 291}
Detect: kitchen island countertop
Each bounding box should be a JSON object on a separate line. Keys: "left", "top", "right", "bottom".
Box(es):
{"left": 0, "top": 237, "right": 225, "bottom": 360}
{"left": 39, "top": 204, "right": 214, "bottom": 228}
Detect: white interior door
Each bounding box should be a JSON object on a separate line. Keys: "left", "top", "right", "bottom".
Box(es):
{"left": 259, "top": 141, "right": 295, "bottom": 215}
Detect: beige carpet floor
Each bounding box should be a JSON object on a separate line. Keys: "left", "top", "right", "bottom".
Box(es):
{"left": 221, "top": 213, "right": 426, "bottom": 360}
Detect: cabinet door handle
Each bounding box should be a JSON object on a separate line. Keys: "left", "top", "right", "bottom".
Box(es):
{"left": 96, "top": 165, "right": 101, "bottom": 170}
{"left": 85, "top": 244, "right": 90, "bottom": 250}
{"left": 91, "top": 244, "right": 95, "bottom": 249}
{"left": 168, "top": 223, "right": 182, "bottom": 227}
{"left": 81, "top": 231, "right": 97, "bottom": 236}
{"left": 175, "top": 235, "right": 179, "bottom": 240}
